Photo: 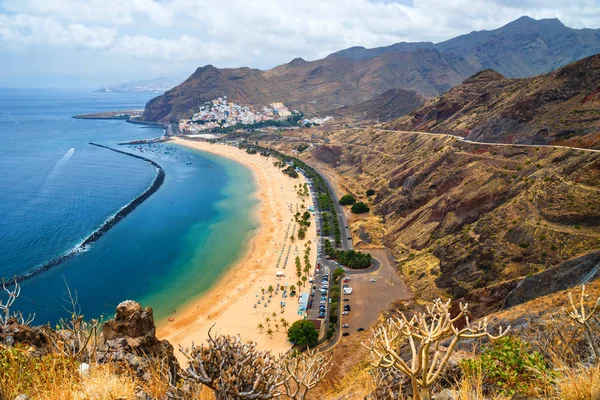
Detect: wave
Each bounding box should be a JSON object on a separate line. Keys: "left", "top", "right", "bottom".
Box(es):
{"left": 55, "top": 147, "right": 75, "bottom": 167}
{"left": 5, "top": 143, "right": 165, "bottom": 285}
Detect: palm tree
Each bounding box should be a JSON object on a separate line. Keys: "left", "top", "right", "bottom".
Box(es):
{"left": 271, "top": 312, "right": 277, "bottom": 319}
{"left": 268, "top": 285, "right": 274, "bottom": 297}
{"left": 302, "top": 276, "right": 307, "bottom": 285}
{"left": 257, "top": 323, "right": 264, "bottom": 333}
{"left": 280, "top": 318, "right": 289, "bottom": 332}
{"left": 261, "top": 288, "right": 265, "bottom": 295}
{"left": 280, "top": 285, "right": 285, "bottom": 291}
{"left": 265, "top": 317, "right": 270, "bottom": 324}
{"left": 290, "top": 285, "right": 296, "bottom": 294}
{"left": 297, "top": 280, "right": 302, "bottom": 288}
{"left": 266, "top": 328, "right": 274, "bottom": 339}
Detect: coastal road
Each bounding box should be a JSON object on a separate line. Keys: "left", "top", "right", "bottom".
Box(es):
{"left": 370, "top": 128, "right": 600, "bottom": 154}
{"left": 304, "top": 160, "right": 353, "bottom": 251}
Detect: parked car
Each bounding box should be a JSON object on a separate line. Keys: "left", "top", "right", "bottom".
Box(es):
{"left": 342, "top": 324, "right": 349, "bottom": 328}
{"left": 370, "top": 279, "right": 376, "bottom": 282}
{"left": 357, "top": 327, "right": 365, "bottom": 332}
{"left": 344, "top": 305, "right": 351, "bottom": 311}
{"left": 343, "top": 298, "right": 349, "bottom": 301}
{"left": 342, "top": 332, "right": 350, "bottom": 337}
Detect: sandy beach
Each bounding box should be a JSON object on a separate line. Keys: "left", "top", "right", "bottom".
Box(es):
{"left": 157, "top": 137, "right": 317, "bottom": 361}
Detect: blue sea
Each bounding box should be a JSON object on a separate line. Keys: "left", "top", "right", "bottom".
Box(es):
{"left": 0, "top": 88, "right": 258, "bottom": 323}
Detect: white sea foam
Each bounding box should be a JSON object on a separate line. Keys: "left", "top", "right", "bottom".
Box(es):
{"left": 56, "top": 148, "right": 75, "bottom": 167}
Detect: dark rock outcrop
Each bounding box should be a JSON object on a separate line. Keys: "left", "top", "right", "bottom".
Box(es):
{"left": 97, "top": 300, "right": 179, "bottom": 382}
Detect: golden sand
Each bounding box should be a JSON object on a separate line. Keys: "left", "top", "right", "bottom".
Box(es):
{"left": 157, "top": 138, "right": 317, "bottom": 361}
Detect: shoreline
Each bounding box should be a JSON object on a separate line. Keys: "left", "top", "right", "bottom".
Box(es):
{"left": 4, "top": 143, "right": 165, "bottom": 284}
{"left": 157, "top": 137, "right": 317, "bottom": 360}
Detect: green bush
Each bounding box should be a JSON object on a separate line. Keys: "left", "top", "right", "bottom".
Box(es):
{"left": 461, "top": 336, "right": 553, "bottom": 397}
{"left": 351, "top": 202, "right": 370, "bottom": 214}
{"left": 333, "top": 267, "right": 344, "bottom": 280}
{"left": 366, "top": 189, "right": 375, "bottom": 197}
{"left": 339, "top": 194, "right": 356, "bottom": 205}
{"left": 287, "top": 320, "right": 319, "bottom": 348}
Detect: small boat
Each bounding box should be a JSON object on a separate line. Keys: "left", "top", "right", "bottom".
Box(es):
{"left": 186, "top": 161, "right": 192, "bottom": 165}
{"left": 168, "top": 318, "right": 175, "bottom": 322}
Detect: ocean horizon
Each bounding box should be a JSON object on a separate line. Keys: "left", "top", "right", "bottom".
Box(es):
{"left": 0, "top": 88, "right": 259, "bottom": 324}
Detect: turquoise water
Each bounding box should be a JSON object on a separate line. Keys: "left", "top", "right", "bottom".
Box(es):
{"left": 0, "top": 89, "right": 258, "bottom": 323}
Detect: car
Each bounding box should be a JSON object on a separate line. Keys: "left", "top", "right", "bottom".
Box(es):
{"left": 343, "top": 298, "right": 349, "bottom": 301}
{"left": 357, "top": 327, "right": 365, "bottom": 332}
{"left": 342, "top": 311, "right": 348, "bottom": 315}
{"left": 342, "top": 324, "right": 349, "bottom": 328}
{"left": 370, "top": 279, "right": 376, "bottom": 282}
{"left": 344, "top": 305, "right": 351, "bottom": 311}
{"left": 312, "top": 285, "right": 317, "bottom": 290}
{"left": 342, "top": 332, "right": 350, "bottom": 337}
{"left": 343, "top": 278, "right": 350, "bottom": 282}
{"left": 318, "top": 314, "right": 325, "bottom": 319}
{"left": 348, "top": 237, "right": 352, "bottom": 240}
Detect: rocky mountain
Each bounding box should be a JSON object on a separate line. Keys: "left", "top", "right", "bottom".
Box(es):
{"left": 327, "top": 88, "right": 424, "bottom": 122}
{"left": 143, "top": 49, "right": 473, "bottom": 121}
{"left": 143, "top": 17, "right": 600, "bottom": 122}
{"left": 332, "top": 16, "right": 600, "bottom": 78}
{"left": 388, "top": 54, "right": 600, "bottom": 146}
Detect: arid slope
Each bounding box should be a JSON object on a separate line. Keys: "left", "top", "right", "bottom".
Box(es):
{"left": 283, "top": 128, "right": 600, "bottom": 315}
{"left": 388, "top": 54, "right": 600, "bottom": 147}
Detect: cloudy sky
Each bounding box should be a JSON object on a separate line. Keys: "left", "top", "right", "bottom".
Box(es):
{"left": 1, "top": 0, "right": 599, "bottom": 88}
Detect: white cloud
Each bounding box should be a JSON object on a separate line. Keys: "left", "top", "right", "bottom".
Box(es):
{"left": 0, "top": 0, "right": 599, "bottom": 85}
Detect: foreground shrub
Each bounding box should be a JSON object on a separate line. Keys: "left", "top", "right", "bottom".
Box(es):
{"left": 461, "top": 335, "right": 553, "bottom": 397}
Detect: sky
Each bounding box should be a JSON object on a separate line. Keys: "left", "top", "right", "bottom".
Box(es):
{"left": 1, "top": 0, "right": 599, "bottom": 88}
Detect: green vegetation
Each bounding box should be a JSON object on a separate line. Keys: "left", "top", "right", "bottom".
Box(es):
{"left": 245, "top": 148, "right": 257, "bottom": 154}
{"left": 237, "top": 143, "right": 342, "bottom": 247}
{"left": 338, "top": 194, "right": 356, "bottom": 205}
{"left": 295, "top": 143, "right": 309, "bottom": 153}
{"left": 324, "top": 239, "right": 371, "bottom": 269}
{"left": 282, "top": 165, "right": 299, "bottom": 178}
{"left": 333, "top": 267, "right": 344, "bottom": 280}
{"left": 366, "top": 189, "right": 375, "bottom": 197}
{"left": 287, "top": 320, "right": 319, "bottom": 348}
{"left": 351, "top": 201, "right": 370, "bottom": 214}
{"left": 462, "top": 336, "right": 553, "bottom": 397}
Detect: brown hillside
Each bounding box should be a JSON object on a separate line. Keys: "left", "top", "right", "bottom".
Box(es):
{"left": 388, "top": 54, "right": 600, "bottom": 148}
{"left": 327, "top": 88, "right": 424, "bottom": 123}
{"left": 268, "top": 127, "right": 600, "bottom": 315}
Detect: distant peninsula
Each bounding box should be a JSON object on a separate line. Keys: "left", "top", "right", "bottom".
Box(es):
{"left": 94, "top": 76, "right": 181, "bottom": 94}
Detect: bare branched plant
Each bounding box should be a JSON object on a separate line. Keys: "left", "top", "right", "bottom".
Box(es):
{"left": 0, "top": 278, "right": 35, "bottom": 346}
{"left": 42, "top": 278, "right": 100, "bottom": 361}
{"left": 565, "top": 285, "right": 600, "bottom": 363}
{"left": 281, "top": 348, "right": 332, "bottom": 399}
{"left": 363, "top": 298, "right": 510, "bottom": 400}
{"left": 180, "top": 326, "right": 286, "bottom": 399}
{"left": 180, "top": 327, "right": 331, "bottom": 400}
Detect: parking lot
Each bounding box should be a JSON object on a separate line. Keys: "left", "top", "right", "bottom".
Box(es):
{"left": 338, "top": 249, "right": 411, "bottom": 338}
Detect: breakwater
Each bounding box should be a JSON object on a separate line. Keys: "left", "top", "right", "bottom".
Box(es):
{"left": 5, "top": 143, "right": 165, "bottom": 284}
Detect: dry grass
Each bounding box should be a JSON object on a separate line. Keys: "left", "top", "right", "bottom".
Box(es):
{"left": 0, "top": 344, "right": 187, "bottom": 400}
{"left": 73, "top": 366, "right": 137, "bottom": 400}
{"left": 554, "top": 363, "right": 600, "bottom": 400}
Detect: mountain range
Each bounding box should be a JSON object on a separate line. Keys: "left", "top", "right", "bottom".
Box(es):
{"left": 387, "top": 54, "right": 600, "bottom": 146}
{"left": 143, "top": 16, "right": 600, "bottom": 122}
